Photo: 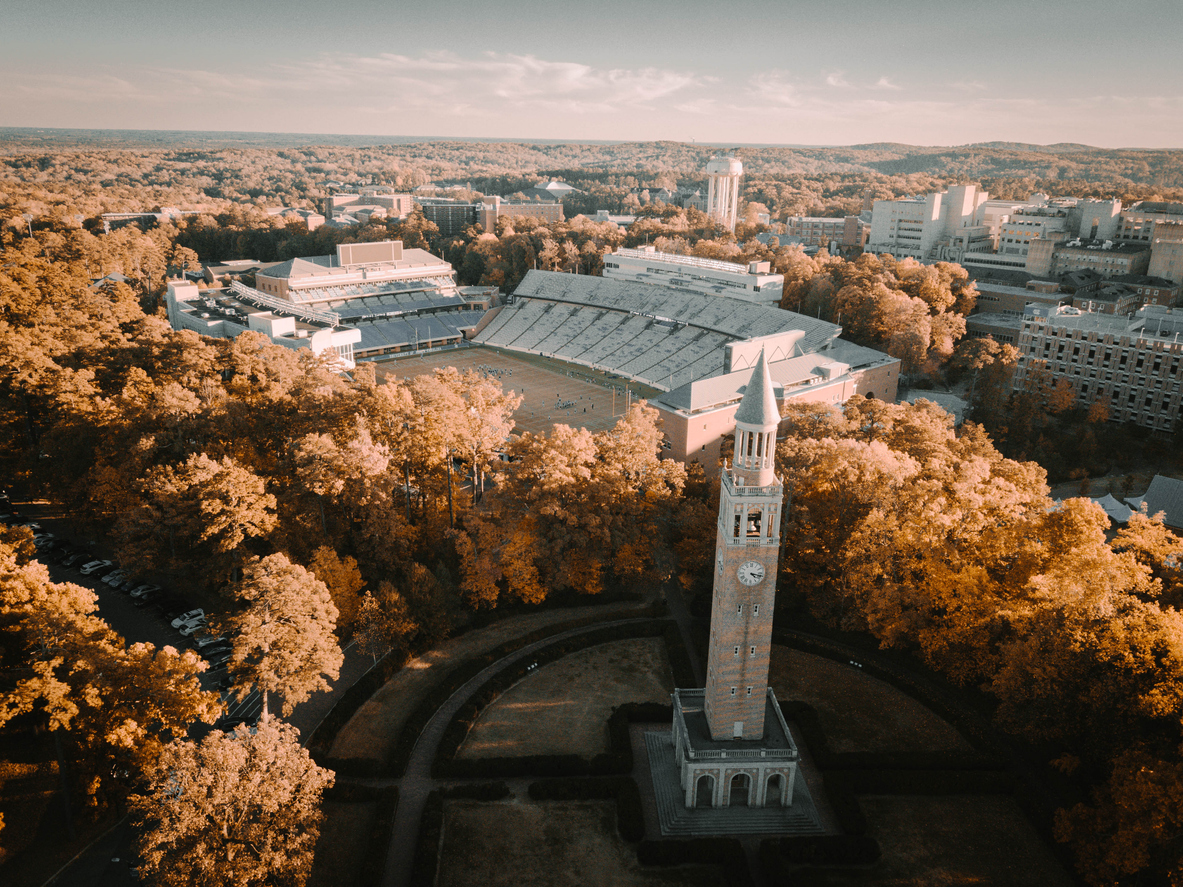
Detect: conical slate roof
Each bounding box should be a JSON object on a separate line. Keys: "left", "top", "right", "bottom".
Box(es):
{"left": 733, "top": 349, "right": 779, "bottom": 428}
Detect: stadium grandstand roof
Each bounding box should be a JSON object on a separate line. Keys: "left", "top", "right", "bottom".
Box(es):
{"left": 510, "top": 271, "right": 837, "bottom": 349}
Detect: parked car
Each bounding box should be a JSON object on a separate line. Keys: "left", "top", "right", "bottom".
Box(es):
{"left": 102, "top": 569, "right": 130, "bottom": 586}
{"left": 191, "top": 633, "right": 226, "bottom": 649}
{"left": 129, "top": 584, "right": 162, "bottom": 598}
{"left": 178, "top": 619, "right": 208, "bottom": 637}
{"left": 200, "top": 644, "right": 232, "bottom": 660}
{"left": 79, "top": 560, "right": 114, "bottom": 575}
{"left": 59, "top": 551, "right": 87, "bottom": 567}
{"left": 171, "top": 609, "right": 204, "bottom": 629}
{"left": 133, "top": 589, "right": 166, "bottom": 607}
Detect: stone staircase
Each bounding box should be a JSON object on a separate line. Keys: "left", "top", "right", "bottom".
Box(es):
{"left": 645, "top": 732, "right": 826, "bottom": 837}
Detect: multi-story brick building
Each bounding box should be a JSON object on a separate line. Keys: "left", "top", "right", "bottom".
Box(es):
{"left": 1014, "top": 304, "right": 1183, "bottom": 432}
{"left": 1026, "top": 238, "right": 1152, "bottom": 279}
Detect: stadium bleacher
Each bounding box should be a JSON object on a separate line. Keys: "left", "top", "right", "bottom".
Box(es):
{"left": 472, "top": 271, "right": 842, "bottom": 392}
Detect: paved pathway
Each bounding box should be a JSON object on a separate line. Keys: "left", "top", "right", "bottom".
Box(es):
{"left": 379, "top": 616, "right": 653, "bottom": 887}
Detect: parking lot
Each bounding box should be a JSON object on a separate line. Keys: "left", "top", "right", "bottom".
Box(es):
{"left": 2, "top": 496, "right": 263, "bottom": 733}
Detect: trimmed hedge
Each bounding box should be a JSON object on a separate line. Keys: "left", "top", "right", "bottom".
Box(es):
{"left": 431, "top": 621, "right": 673, "bottom": 778}
{"left": 528, "top": 776, "right": 645, "bottom": 841}
{"left": 388, "top": 604, "right": 664, "bottom": 777}
{"left": 323, "top": 780, "right": 388, "bottom": 802}
{"left": 320, "top": 780, "right": 399, "bottom": 887}
{"left": 309, "top": 651, "right": 402, "bottom": 770}
{"left": 760, "top": 834, "right": 881, "bottom": 867}
{"left": 822, "top": 772, "right": 868, "bottom": 836}
{"left": 771, "top": 626, "right": 996, "bottom": 753}
{"left": 409, "top": 789, "right": 445, "bottom": 887}
{"left": 358, "top": 785, "right": 399, "bottom": 887}
{"left": 407, "top": 783, "right": 516, "bottom": 887}
{"left": 637, "top": 838, "right": 754, "bottom": 887}
{"left": 663, "top": 620, "right": 698, "bottom": 688}
{"left": 829, "top": 768, "right": 1016, "bottom": 795}
{"left": 779, "top": 701, "right": 1004, "bottom": 774}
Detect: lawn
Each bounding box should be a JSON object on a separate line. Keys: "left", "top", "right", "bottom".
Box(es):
{"left": 806, "top": 795, "right": 1074, "bottom": 886}
{"left": 438, "top": 799, "right": 720, "bottom": 887}
{"left": 768, "top": 646, "right": 972, "bottom": 754}
{"left": 458, "top": 638, "right": 674, "bottom": 759}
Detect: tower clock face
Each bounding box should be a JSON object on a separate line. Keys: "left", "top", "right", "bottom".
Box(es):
{"left": 737, "top": 561, "right": 765, "bottom": 586}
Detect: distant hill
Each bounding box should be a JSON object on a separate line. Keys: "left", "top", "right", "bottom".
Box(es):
{"left": 2, "top": 128, "right": 1182, "bottom": 190}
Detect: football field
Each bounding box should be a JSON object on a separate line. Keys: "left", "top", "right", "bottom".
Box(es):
{"left": 371, "top": 346, "right": 661, "bottom": 437}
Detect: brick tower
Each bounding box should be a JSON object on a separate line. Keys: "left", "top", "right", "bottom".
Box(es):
{"left": 703, "top": 349, "right": 782, "bottom": 740}
{"left": 662, "top": 348, "right": 801, "bottom": 812}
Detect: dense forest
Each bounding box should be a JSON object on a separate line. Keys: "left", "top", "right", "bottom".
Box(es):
{"left": 4, "top": 134, "right": 1183, "bottom": 227}
{"left": 4, "top": 137, "right": 1183, "bottom": 884}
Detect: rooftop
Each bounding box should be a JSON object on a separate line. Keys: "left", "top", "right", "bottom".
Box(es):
{"left": 673, "top": 689, "right": 797, "bottom": 761}
{"left": 611, "top": 247, "right": 780, "bottom": 278}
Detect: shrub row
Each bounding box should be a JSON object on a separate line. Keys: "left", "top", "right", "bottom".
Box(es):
{"left": 771, "top": 626, "right": 997, "bottom": 753}
{"left": 822, "top": 772, "right": 868, "bottom": 836}
{"left": 308, "top": 651, "right": 401, "bottom": 768}
{"left": 662, "top": 620, "right": 698, "bottom": 688}
{"left": 637, "top": 838, "right": 754, "bottom": 887}
{"left": 759, "top": 835, "right": 880, "bottom": 884}
{"left": 827, "top": 768, "right": 1016, "bottom": 795}
{"left": 431, "top": 621, "right": 672, "bottom": 778}
{"left": 357, "top": 785, "right": 399, "bottom": 887}
{"left": 323, "top": 780, "right": 388, "bottom": 802}
{"left": 779, "top": 700, "right": 1003, "bottom": 774}
{"left": 409, "top": 789, "right": 445, "bottom": 887}
{"left": 388, "top": 605, "right": 663, "bottom": 777}
{"left": 408, "top": 783, "right": 514, "bottom": 887}
{"left": 528, "top": 776, "right": 645, "bottom": 841}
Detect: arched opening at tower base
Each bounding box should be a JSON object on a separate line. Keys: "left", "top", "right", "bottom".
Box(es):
{"left": 729, "top": 773, "right": 751, "bottom": 807}
{"left": 695, "top": 774, "right": 714, "bottom": 807}
{"left": 766, "top": 773, "right": 783, "bottom": 806}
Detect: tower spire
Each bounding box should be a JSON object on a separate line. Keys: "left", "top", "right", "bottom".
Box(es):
{"left": 731, "top": 349, "right": 778, "bottom": 488}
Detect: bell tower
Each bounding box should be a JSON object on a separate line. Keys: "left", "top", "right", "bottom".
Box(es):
{"left": 703, "top": 349, "right": 782, "bottom": 740}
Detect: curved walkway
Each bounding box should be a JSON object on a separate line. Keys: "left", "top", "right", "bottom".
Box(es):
{"left": 379, "top": 616, "right": 655, "bottom": 887}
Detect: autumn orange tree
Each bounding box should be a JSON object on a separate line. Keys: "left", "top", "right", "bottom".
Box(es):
{"left": 221, "top": 554, "right": 342, "bottom": 720}
{"left": 776, "top": 395, "right": 1183, "bottom": 885}
{"left": 0, "top": 531, "right": 220, "bottom": 813}
{"left": 129, "top": 721, "right": 333, "bottom": 887}
{"left": 459, "top": 403, "right": 685, "bottom": 606}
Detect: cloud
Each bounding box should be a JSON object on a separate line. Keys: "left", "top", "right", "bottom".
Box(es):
{"left": 3, "top": 51, "right": 1183, "bottom": 147}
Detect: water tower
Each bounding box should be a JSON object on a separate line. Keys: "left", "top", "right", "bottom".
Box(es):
{"left": 705, "top": 153, "right": 743, "bottom": 232}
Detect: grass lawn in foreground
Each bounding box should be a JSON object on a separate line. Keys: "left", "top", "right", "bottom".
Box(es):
{"left": 806, "top": 794, "right": 1074, "bottom": 886}
{"left": 438, "top": 799, "right": 720, "bottom": 887}
{"left": 769, "top": 646, "right": 973, "bottom": 755}
{"left": 458, "top": 638, "right": 673, "bottom": 759}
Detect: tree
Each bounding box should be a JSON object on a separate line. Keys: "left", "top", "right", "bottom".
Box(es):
{"left": 129, "top": 721, "right": 333, "bottom": 887}
{"left": 354, "top": 580, "right": 418, "bottom": 661}
{"left": 307, "top": 546, "right": 366, "bottom": 633}
{"left": 0, "top": 534, "right": 219, "bottom": 811}
{"left": 221, "top": 554, "right": 342, "bottom": 719}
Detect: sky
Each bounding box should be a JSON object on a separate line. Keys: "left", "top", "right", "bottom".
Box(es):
{"left": 3, "top": 0, "right": 1182, "bottom": 148}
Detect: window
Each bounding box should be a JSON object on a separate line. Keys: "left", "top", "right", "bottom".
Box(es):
{"left": 746, "top": 687, "right": 753, "bottom": 696}
{"left": 750, "top": 646, "right": 756, "bottom": 657}
{"left": 753, "top": 604, "right": 759, "bottom": 616}
{"left": 731, "top": 687, "right": 736, "bottom": 696}
{"left": 737, "top": 604, "right": 742, "bottom": 614}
